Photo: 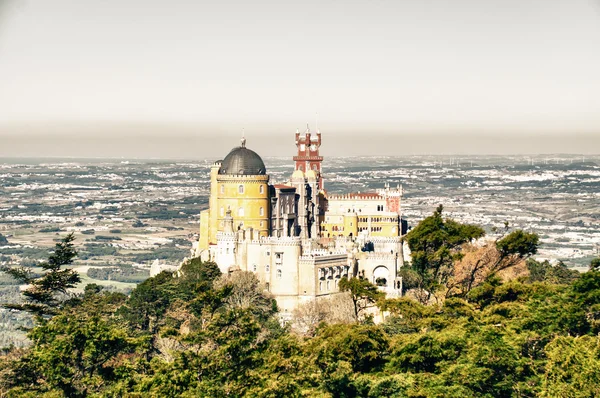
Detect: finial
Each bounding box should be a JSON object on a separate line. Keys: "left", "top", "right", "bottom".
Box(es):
{"left": 306, "top": 123, "right": 310, "bottom": 133}
{"left": 241, "top": 128, "right": 246, "bottom": 148}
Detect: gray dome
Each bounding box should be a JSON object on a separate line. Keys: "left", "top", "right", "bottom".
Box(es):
{"left": 218, "top": 146, "right": 266, "bottom": 175}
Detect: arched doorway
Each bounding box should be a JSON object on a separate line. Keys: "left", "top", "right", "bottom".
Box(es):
{"left": 372, "top": 266, "right": 389, "bottom": 287}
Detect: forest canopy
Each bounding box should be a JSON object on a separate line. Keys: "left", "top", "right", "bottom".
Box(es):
{"left": 1, "top": 210, "right": 599, "bottom": 397}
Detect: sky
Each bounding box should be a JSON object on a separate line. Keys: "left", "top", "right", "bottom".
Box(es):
{"left": 0, "top": 0, "right": 599, "bottom": 157}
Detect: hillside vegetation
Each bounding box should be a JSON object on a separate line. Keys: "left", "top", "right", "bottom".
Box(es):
{"left": 1, "top": 209, "right": 599, "bottom": 397}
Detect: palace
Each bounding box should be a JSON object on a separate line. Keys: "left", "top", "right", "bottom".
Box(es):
{"left": 194, "top": 127, "right": 406, "bottom": 319}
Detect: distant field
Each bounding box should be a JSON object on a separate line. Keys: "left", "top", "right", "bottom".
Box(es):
{"left": 1, "top": 155, "right": 599, "bottom": 275}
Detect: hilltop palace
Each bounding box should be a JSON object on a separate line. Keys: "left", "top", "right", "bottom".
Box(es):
{"left": 193, "top": 127, "right": 406, "bottom": 319}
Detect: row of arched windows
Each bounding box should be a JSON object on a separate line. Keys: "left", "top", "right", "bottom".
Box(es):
{"left": 319, "top": 279, "right": 339, "bottom": 292}
{"left": 220, "top": 184, "right": 265, "bottom": 195}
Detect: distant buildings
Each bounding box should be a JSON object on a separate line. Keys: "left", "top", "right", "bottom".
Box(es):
{"left": 194, "top": 127, "right": 406, "bottom": 319}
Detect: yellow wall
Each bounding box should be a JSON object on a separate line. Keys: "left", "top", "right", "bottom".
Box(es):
{"left": 321, "top": 214, "right": 400, "bottom": 238}
{"left": 213, "top": 174, "right": 270, "bottom": 239}
{"left": 207, "top": 163, "right": 220, "bottom": 247}
{"left": 344, "top": 213, "right": 358, "bottom": 237}
{"left": 199, "top": 210, "right": 210, "bottom": 250}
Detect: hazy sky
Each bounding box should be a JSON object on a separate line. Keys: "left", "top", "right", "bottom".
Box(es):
{"left": 1, "top": 0, "right": 599, "bottom": 156}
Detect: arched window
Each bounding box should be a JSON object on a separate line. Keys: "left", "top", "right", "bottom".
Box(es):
{"left": 238, "top": 207, "right": 245, "bottom": 217}
{"left": 238, "top": 184, "right": 244, "bottom": 194}
{"left": 220, "top": 185, "right": 224, "bottom": 194}
{"left": 259, "top": 207, "right": 264, "bottom": 216}
{"left": 259, "top": 185, "right": 264, "bottom": 194}
{"left": 319, "top": 281, "right": 323, "bottom": 291}
{"left": 326, "top": 280, "right": 330, "bottom": 290}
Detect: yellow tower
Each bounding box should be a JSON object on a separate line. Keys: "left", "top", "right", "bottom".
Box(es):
{"left": 199, "top": 138, "right": 270, "bottom": 252}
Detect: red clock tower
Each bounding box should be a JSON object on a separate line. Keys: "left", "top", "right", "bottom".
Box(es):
{"left": 293, "top": 125, "right": 323, "bottom": 189}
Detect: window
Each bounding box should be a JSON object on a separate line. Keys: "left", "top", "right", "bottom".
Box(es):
{"left": 238, "top": 184, "right": 244, "bottom": 194}
{"left": 266, "top": 282, "right": 270, "bottom": 292}
{"left": 259, "top": 185, "right": 264, "bottom": 194}
{"left": 259, "top": 207, "right": 264, "bottom": 216}
{"left": 238, "top": 207, "right": 245, "bottom": 217}
{"left": 252, "top": 264, "right": 257, "bottom": 272}
{"left": 326, "top": 280, "right": 330, "bottom": 290}
{"left": 276, "top": 269, "right": 282, "bottom": 279}
{"left": 220, "top": 207, "right": 224, "bottom": 216}
{"left": 319, "top": 281, "right": 323, "bottom": 292}
{"left": 220, "top": 185, "right": 224, "bottom": 194}
{"left": 260, "top": 221, "right": 264, "bottom": 228}
{"left": 266, "top": 264, "right": 270, "bottom": 272}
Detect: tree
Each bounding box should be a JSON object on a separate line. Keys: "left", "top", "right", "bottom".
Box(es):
{"left": 528, "top": 259, "right": 580, "bottom": 285}
{"left": 292, "top": 299, "right": 331, "bottom": 336}
{"left": 1, "top": 233, "right": 81, "bottom": 320}
{"left": 214, "top": 271, "right": 277, "bottom": 322}
{"left": 404, "top": 205, "right": 485, "bottom": 303}
{"left": 338, "top": 276, "right": 384, "bottom": 322}
{"left": 444, "top": 230, "right": 540, "bottom": 298}
{"left": 542, "top": 336, "right": 600, "bottom": 398}
{"left": 0, "top": 234, "right": 8, "bottom": 246}
{"left": 1, "top": 287, "right": 146, "bottom": 397}
{"left": 590, "top": 258, "right": 600, "bottom": 272}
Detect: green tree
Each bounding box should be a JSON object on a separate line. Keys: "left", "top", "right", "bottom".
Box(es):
{"left": 404, "top": 205, "right": 485, "bottom": 303}
{"left": 589, "top": 258, "right": 600, "bottom": 272}
{"left": 542, "top": 335, "right": 600, "bottom": 398}
{"left": 527, "top": 259, "right": 580, "bottom": 284}
{"left": 1, "top": 233, "right": 81, "bottom": 320}
{"left": 2, "top": 287, "right": 147, "bottom": 397}
{"left": 339, "top": 276, "right": 384, "bottom": 322}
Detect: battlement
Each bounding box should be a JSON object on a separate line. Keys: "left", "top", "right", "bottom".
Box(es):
{"left": 327, "top": 192, "right": 384, "bottom": 201}
{"left": 248, "top": 236, "right": 302, "bottom": 246}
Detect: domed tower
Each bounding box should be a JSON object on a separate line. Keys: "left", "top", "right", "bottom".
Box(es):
{"left": 213, "top": 137, "right": 270, "bottom": 241}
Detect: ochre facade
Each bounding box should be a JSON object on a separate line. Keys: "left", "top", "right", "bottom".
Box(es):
{"left": 194, "top": 127, "right": 407, "bottom": 320}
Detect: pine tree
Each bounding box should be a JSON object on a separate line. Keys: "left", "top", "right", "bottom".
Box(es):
{"left": 1, "top": 233, "right": 81, "bottom": 320}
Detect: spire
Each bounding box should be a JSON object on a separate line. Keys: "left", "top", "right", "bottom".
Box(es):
{"left": 241, "top": 128, "right": 246, "bottom": 148}
{"left": 306, "top": 123, "right": 310, "bottom": 133}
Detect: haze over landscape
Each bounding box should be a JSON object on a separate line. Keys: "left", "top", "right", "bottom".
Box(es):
{"left": 3, "top": 2, "right": 600, "bottom": 396}
{"left": 1, "top": 0, "right": 599, "bottom": 157}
